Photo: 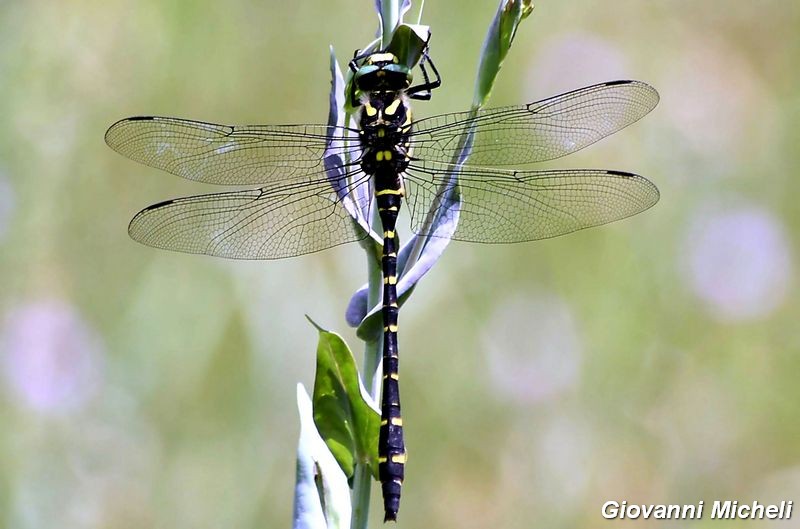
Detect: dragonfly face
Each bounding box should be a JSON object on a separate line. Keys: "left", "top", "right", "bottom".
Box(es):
{"left": 352, "top": 52, "right": 413, "bottom": 93}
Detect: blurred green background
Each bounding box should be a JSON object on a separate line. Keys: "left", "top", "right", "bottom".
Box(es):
{"left": 1, "top": 1, "right": 798, "bottom": 528}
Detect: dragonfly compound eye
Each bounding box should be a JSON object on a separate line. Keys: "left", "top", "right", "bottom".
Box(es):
{"left": 355, "top": 57, "right": 412, "bottom": 93}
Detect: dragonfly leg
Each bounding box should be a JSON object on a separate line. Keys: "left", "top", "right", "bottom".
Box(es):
{"left": 407, "top": 53, "right": 442, "bottom": 100}
{"left": 349, "top": 48, "right": 369, "bottom": 73}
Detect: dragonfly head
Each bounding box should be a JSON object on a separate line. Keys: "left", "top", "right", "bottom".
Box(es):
{"left": 354, "top": 52, "right": 413, "bottom": 93}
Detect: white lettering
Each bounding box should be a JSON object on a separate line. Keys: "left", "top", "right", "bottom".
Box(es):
{"left": 602, "top": 501, "right": 619, "bottom": 519}
{"left": 602, "top": 502, "right": 706, "bottom": 520}
{"left": 604, "top": 500, "right": 792, "bottom": 520}
{"left": 712, "top": 500, "right": 733, "bottom": 519}
{"left": 738, "top": 504, "right": 750, "bottom": 518}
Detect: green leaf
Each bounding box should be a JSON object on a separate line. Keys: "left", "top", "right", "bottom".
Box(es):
{"left": 309, "top": 318, "right": 381, "bottom": 479}
{"left": 386, "top": 23, "right": 431, "bottom": 70}
{"left": 474, "top": 0, "right": 535, "bottom": 108}
{"left": 294, "top": 384, "right": 352, "bottom": 529}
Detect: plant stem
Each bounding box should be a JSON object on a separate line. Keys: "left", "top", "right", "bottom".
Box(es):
{"left": 350, "top": 461, "right": 373, "bottom": 529}
{"left": 351, "top": 254, "right": 383, "bottom": 529}
{"left": 350, "top": 339, "right": 379, "bottom": 529}
{"left": 380, "top": 0, "right": 398, "bottom": 48}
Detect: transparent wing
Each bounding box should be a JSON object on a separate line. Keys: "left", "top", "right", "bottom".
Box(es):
{"left": 405, "top": 162, "right": 659, "bottom": 243}
{"left": 128, "top": 174, "right": 372, "bottom": 259}
{"left": 105, "top": 116, "right": 358, "bottom": 186}
{"left": 409, "top": 80, "right": 659, "bottom": 167}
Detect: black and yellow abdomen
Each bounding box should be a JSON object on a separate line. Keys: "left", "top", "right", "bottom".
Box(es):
{"left": 358, "top": 91, "right": 412, "bottom": 522}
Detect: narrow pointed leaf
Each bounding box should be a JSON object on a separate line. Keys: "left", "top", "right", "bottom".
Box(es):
{"left": 474, "top": 0, "right": 534, "bottom": 107}
{"left": 326, "top": 48, "right": 380, "bottom": 245}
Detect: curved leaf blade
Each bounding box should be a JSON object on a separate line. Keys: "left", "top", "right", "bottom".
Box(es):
{"left": 310, "top": 320, "right": 380, "bottom": 479}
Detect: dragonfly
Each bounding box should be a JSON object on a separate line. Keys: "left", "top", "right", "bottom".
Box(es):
{"left": 105, "top": 48, "right": 659, "bottom": 522}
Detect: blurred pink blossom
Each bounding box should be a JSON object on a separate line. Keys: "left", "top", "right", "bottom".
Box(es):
{"left": 682, "top": 204, "right": 792, "bottom": 322}
{"left": 1, "top": 299, "right": 104, "bottom": 413}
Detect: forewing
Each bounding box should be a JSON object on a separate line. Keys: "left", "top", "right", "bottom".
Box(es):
{"left": 128, "top": 177, "right": 371, "bottom": 259}
{"left": 410, "top": 80, "right": 659, "bottom": 167}
{"left": 405, "top": 162, "right": 659, "bottom": 243}
{"left": 106, "top": 116, "right": 356, "bottom": 186}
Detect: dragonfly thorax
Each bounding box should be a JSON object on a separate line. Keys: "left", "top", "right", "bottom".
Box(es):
{"left": 358, "top": 92, "right": 412, "bottom": 178}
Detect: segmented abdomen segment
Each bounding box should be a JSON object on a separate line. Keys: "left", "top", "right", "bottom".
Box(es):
{"left": 376, "top": 187, "right": 405, "bottom": 522}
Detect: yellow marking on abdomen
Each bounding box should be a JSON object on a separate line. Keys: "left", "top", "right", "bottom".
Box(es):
{"left": 376, "top": 189, "right": 403, "bottom": 196}
{"left": 390, "top": 417, "right": 403, "bottom": 426}
{"left": 383, "top": 325, "right": 398, "bottom": 332}
{"left": 376, "top": 151, "right": 384, "bottom": 162}
{"left": 384, "top": 230, "right": 395, "bottom": 238}
{"left": 378, "top": 456, "right": 388, "bottom": 463}
{"left": 384, "top": 276, "right": 397, "bottom": 285}
{"left": 391, "top": 453, "right": 407, "bottom": 464}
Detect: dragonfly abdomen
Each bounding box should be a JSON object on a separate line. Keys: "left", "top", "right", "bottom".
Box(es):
{"left": 376, "top": 186, "right": 405, "bottom": 522}
{"left": 359, "top": 89, "right": 413, "bottom": 522}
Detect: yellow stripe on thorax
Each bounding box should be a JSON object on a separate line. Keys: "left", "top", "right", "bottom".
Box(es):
{"left": 384, "top": 99, "right": 402, "bottom": 116}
